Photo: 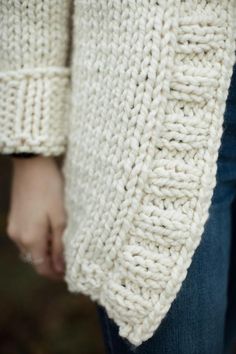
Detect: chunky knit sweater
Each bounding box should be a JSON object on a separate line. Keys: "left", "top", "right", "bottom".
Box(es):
{"left": 1, "top": 0, "right": 236, "bottom": 346}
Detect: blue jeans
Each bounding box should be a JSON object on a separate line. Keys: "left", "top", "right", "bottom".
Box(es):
{"left": 96, "top": 61, "right": 236, "bottom": 354}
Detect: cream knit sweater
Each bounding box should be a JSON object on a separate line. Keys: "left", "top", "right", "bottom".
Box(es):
{"left": 1, "top": 0, "right": 236, "bottom": 346}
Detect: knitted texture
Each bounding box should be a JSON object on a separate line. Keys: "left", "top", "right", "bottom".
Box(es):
{"left": 0, "top": 0, "right": 72, "bottom": 155}
{"left": 62, "top": 0, "right": 236, "bottom": 346}
{"left": 1, "top": 0, "right": 236, "bottom": 347}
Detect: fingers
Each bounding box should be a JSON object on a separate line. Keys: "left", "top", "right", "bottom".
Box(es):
{"left": 28, "top": 238, "right": 60, "bottom": 280}
{"left": 50, "top": 216, "right": 67, "bottom": 275}
{"left": 7, "top": 220, "right": 63, "bottom": 280}
{"left": 19, "top": 243, "right": 48, "bottom": 274}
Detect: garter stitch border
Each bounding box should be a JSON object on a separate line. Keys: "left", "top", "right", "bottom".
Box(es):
{"left": 1, "top": 0, "right": 236, "bottom": 347}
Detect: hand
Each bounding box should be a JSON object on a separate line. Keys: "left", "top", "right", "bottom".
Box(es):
{"left": 6, "top": 156, "right": 67, "bottom": 280}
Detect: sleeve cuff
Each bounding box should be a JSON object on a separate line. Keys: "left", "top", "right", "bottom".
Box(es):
{"left": 0, "top": 67, "right": 71, "bottom": 156}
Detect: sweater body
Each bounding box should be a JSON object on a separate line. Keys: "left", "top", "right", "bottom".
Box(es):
{"left": 1, "top": 0, "right": 236, "bottom": 346}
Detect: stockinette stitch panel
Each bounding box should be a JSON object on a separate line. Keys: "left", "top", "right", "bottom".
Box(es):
{"left": 62, "top": 0, "right": 236, "bottom": 346}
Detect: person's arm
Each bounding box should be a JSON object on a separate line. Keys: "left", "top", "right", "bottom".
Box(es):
{"left": 1, "top": 0, "right": 73, "bottom": 280}
{"left": 0, "top": 0, "right": 73, "bottom": 156}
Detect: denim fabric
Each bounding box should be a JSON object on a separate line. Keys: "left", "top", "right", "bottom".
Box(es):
{"left": 96, "top": 61, "right": 236, "bottom": 354}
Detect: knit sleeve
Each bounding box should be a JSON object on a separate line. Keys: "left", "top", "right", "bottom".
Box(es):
{"left": 0, "top": 0, "right": 73, "bottom": 156}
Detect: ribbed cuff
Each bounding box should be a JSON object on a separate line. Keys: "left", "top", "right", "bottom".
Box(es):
{"left": 0, "top": 67, "right": 71, "bottom": 156}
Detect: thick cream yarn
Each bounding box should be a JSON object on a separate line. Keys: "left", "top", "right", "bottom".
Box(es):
{"left": 0, "top": 1, "right": 72, "bottom": 155}
{"left": 1, "top": 0, "right": 236, "bottom": 347}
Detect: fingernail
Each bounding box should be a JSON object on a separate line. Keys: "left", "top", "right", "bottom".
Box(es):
{"left": 56, "top": 259, "right": 65, "bottom": 273}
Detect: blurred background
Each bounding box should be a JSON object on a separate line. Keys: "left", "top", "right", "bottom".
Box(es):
{"left": 0, "top": 156, "right": 106, "bottom": 354}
